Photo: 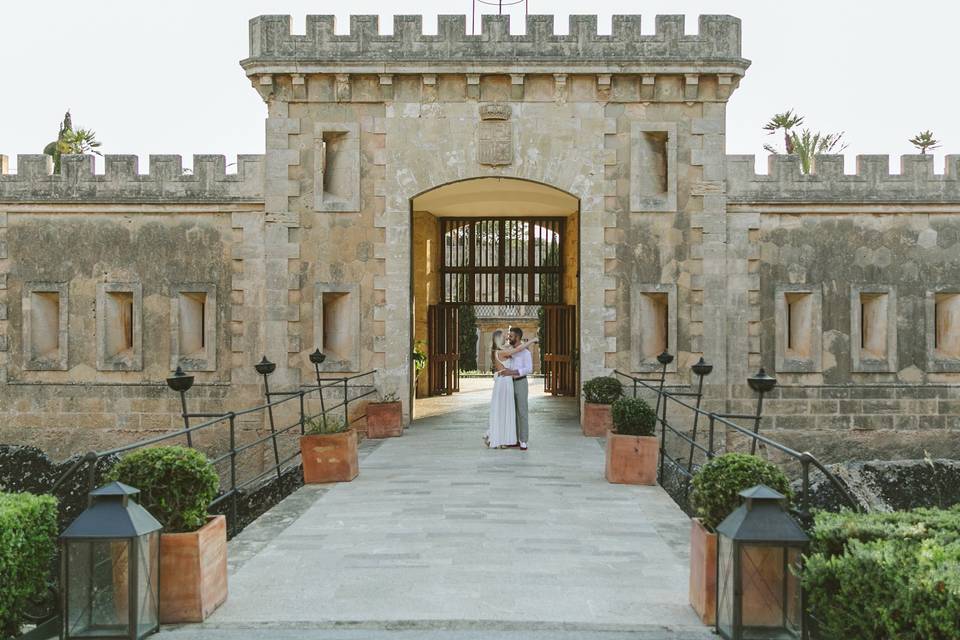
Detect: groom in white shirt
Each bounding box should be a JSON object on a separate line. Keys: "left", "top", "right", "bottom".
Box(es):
{"left": 501, "top": 327, "right": 533, "bottom": 450}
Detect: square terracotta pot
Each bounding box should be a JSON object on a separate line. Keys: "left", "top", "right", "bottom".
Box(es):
{"left": 300, "top": 429, "right": 359, "bottom": 483}
{"left": 689, "top": 517, "right": 717, "bottom": 625}
{"left": 366, "top": 401, "right": 402, "bottom": 438}
{"left": 604, "top": 433, "right": 658, "bottom": 485}
{"left": 582, "top": 403, "right": 613, "bottom": 436}
{"left": 159, "top": 514, "right": 228, "bottom": 623}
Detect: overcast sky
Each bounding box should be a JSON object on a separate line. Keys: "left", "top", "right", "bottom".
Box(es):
{"left": 1, "top": 1, "right": 955, "bottom": 174}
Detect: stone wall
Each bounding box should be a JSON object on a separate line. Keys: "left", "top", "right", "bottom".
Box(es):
{"left": 727, "top": 155, "right": 960, "bottom": 461}
{"left": 0, "top": 13, "right": 958, "bottom": 470}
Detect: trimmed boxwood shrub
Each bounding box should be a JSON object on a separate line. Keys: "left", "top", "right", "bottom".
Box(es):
{"left": 611, "top": 397, "right": 657, "bottom": 437}
{"left": 809, "top": 506, "right": 960, "bottom": 557}
{"left": 582, "top": 376, "right": 623, "bottom": 404}
{"left": 106, "top": 446, "right": 219, "bottom": 533}
{"left": 690, "top": 453, "right": 792, "bottom": 531}
{"left": 0, "top": 492, "right": 58, "bottom": 639}
{"left": 802, "top": 507, "right": 960, "bottom": 640}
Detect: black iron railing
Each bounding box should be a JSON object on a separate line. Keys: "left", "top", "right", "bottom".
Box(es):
{"left": 52, "top": 351, "right": 377, "bottom": 537}
{"left": 613, "top": 353, "right": 861, "bottom": 523}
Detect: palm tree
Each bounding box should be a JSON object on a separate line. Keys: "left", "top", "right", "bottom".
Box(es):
{"left": 788, "top": 129, "right": 848, "bottom": 174}
{"left": 43, "top": 110, "right": 102, "bottom": 172}
{"left": 763, "top": 109, "right": 805, "bottom": 154}
{"left": 909, "top": 130, "right": 940, "bottom": 155}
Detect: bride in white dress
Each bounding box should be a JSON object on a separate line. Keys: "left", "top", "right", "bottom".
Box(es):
{"left": 484, "top": 329, "right": 538, "bottom": 449}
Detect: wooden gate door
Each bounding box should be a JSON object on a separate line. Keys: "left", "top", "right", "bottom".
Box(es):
{"left": 542, "top": 305, "right": 577, "bottom": 396}
{"left": 427, "top": 305, "right": 460, "bottom": 396}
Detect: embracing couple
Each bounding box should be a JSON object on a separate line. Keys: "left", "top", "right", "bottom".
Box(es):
{"left": 483, "top": 327, "right": 537, "bottom": 451}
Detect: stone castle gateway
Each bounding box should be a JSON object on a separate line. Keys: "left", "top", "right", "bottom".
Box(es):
{"left": 1, "top": 14, "right": 959, "bottom": 462}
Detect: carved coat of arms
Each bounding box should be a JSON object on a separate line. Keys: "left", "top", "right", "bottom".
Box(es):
{"left": 478, "top": 103, "right": 513, "bottom": 166}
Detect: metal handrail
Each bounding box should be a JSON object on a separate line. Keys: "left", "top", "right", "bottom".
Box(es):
{"left": 613, "top": 361, "right": 862, "bottom": 522}
{"left": 52, "top": 354, "right": 377, "bottom": 537}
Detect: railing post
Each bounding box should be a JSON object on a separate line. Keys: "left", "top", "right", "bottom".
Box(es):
{"left": 654, "top": 351, "right": 673, "bottom": 416}
{"left": 633, "top": 378, "right": 637, "bottom": 399}
{"left": 228, "top": 412, "right": 238, "bottom": 537}
{"left": 299, "top": 390, "right": 306, "bottom": 435}
{"left": 799, "top": 452, "right": 813, "bottom": 528}
{"left": 746, "top": 368, "right": 777, "bottom": 455}
{"left": 343, "top": 377, "right": 350, "bottom": 428}
{"left": 166, "top": 366, "right": 196, "bottom": 448}
{"left": 85, "top": 455, "right": 99, "bottom": 504}
{"left": 255, "top": 357, "right": 283, "bottom": 482}
{"left": 707, "top": 414, "right": 716, "bottom": 459}
{"left": 309, "top": 349, "right": 328, "bottom": 428}
{"left": 685, "top": 358, "right": 714, "bottom": 497}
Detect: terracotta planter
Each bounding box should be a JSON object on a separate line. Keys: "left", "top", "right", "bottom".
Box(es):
{"left": 689, "top": 517, "right": 717, "bottom": 625}
{"left": 366, "top": 401, "right": 403, "bottom": 438}
{"left": 582, "top": 403, "right": 613, "bottom": 436}
{"left": 604, "top": 433, "right": 658, "bottom": 485}
{"left": 300, "top": 429, "right": 359, "bottom": 483}
{"left": 159, "top": 515, "right": 227, "bottom": 623}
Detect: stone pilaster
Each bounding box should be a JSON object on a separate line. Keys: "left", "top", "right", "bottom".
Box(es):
{"left": 689, "top": 103, "right": 730, "bottom": 399}
{"left": 0, "top": 211, "right": 7, "bottom": 383}
{"left": 262, "top": 102, "right": 302, "bottom": 388}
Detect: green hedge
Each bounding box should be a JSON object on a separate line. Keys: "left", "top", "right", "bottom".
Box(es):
{"left": 106, "top": 446, "right": 219, "bottom": 533}
{"left": 610, "top": 397, "right": 657, "bottom": 436}
{"left": 803, "top": 507, "right": 960, "bottom": 640}
{"left": 809, "top": 507, "right": 960, "bottom": 557}
{"left": 0, "top": 492, "right": 58, "bottom": 639}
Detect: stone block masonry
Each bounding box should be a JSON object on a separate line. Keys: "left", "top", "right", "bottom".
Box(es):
{"left": 0, "top": 154, "right": 264, "bottom": 202}
{"left": 244, "top": 14, "right": 747, "bottom": 71}
{"left": 0, "top": 13, "right": 958, "bottom": 471}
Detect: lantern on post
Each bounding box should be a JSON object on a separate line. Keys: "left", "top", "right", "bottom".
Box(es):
{"left": 60, "top": 482, "right": 162, "bottom": 640}
{"left": 715, "top": 485, "right": 809, "bottom": 640}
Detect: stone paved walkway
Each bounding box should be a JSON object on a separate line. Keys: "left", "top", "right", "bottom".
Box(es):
{"left": 158, "top": 379, "right": 709, "bottom": 639}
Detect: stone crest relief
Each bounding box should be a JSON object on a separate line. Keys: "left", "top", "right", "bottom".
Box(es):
{"left": 478, "top": 103, "right": 513, "bottom": 166}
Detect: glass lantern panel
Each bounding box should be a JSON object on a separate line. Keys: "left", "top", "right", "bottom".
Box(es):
{"left": 66, "top": 539, "right": 132, "bottom": 638}
{"left": 717, "top": 534, "right": 735, "bottom": 638}
{"left": 740, "top": 544, "right": 799, "bottom": 640}
{"left": 785, "top": 548, "right": 803, "bottom": 634}
{"left": 136, "top": 532, "right": 160, "bottom": 637}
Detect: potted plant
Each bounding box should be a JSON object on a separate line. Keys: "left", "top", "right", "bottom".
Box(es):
{"left": 106, "top": 446, "right": 224, "bottom": 624}
{"left": 300, "top": 415, "right": 358, "bottom": 483}
{"left": 581, "top": 376, "right": 623, "bottom": 436}
{"left": 687, "top": 453, "right": 792, "bottom": 625}
{"left": 605, "top": 396, "right": 658, "bottom": 485}
{"left": 366, "top": 391, "right": 402, "bottom": 439}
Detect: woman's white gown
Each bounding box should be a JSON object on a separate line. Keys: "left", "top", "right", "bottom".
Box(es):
{"left": 487, "top": 354, "right": 518, "bottom": 448}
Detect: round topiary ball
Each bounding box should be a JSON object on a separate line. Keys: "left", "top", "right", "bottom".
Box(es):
{"left": 691, "top": 452, "right": 792, "bottom": 531}
{"left": 106, "top": 446, "right": 219, "bottom": 533}
{"left": 611, "top": 397, "right": 657, "bottom": 436}
{"left": 582, "top": 376, "right": 624, "bottom": 404}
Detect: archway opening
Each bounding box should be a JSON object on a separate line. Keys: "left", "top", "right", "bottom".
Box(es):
{"left": 410, "top": 178, "right": 580, "bottom": 416}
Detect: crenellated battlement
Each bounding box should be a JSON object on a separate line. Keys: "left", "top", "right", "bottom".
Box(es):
{"left": 0, "top": 154, "right": 264, "bottom": 203}
{"left": 242, "top": 14, "right": 748, "bottom": 74}
{"left": 726, "top": 154, "right": 960, "bottom": 204}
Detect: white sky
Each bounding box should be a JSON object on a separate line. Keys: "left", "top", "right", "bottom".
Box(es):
{"left": 1, "top": 0, "right": 956, "bottom": 174}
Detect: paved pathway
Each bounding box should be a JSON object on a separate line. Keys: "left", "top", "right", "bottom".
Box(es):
{"left": 159, "top": 379, "right": 709, "bottom": 639}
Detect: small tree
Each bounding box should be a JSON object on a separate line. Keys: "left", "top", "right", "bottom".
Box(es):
{"left": 788, "top": 128, "right": 848, "bottom": 174}
{"left": 42, "top": 109, "right": 102, "bottom": 173}
{"left": 458, "top": 303, "right": 478, "bottom": 371}
{"left": 909, "top": 130, "right": 940, "bottom": 155}
{"left": 762, "top": 109, "right": 804, "bottom": 155}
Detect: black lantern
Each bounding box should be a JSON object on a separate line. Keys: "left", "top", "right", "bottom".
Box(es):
{"left": 60, "top": 482, "right": 162, "bottom": 640}
{"left": 715, "top": 485, "right": 809, "bottom": 640}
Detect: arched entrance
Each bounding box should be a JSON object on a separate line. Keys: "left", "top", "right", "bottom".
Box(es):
{"left": 410, "top": 178, "right": 580, "bottom": 413}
